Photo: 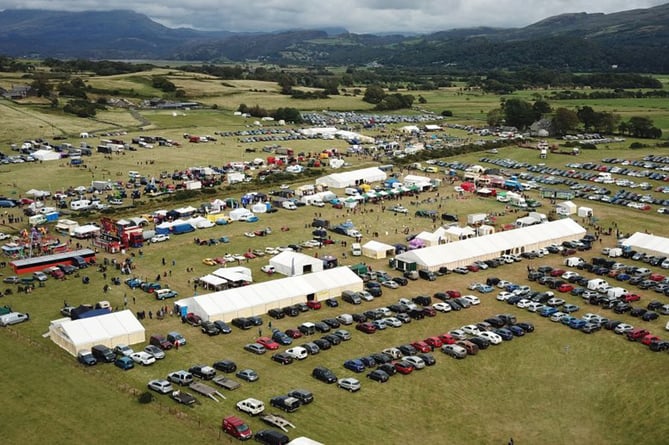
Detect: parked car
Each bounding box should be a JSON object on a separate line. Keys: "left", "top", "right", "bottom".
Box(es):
{"left": 312, "top": 366, "right": 337, "bottom": 384}
{"left": 235, "top": 368, "right": 259, "bottom": 382}
{"left": 337, "top": 377, "right": 361, "bottom": 392}
{"left": 147, "top": 379, "right": 173, "bottom": 394}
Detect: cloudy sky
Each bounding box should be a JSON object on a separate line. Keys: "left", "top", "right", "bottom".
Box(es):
{"left": 0, "top": 0, "right": 666, "bottom": 33}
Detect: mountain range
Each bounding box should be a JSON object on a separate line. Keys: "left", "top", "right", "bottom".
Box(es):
{"left": 0, "top": 5, "right": 668, "bottom": 72}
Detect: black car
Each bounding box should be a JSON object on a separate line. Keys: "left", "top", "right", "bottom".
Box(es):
{"left": 367, "top": 369, "right": 390, "bottom": 383}
{"left": 408, "top": 309, "right": 425, "bottom": 320}
{"left": 377, "top": 363, "right": 397, "bottom": 376}
{"left": 649, "top": 340, "right": 669, "bottom": 352}
{"left": 189, "top": 364, "right": 216, "bottom": 380}
{"left": 231, "top": 317, "right": 253, "bottom": 330}
{"left": 213, "top": 320, "right": 232, "bottom": 334}
{"left": 469, "top": 336, "right": 490, "bottom": 350}
{"left": 417, "top": 352, "right": 436, "bottom": 366}
{"left": 271, "top": 352, "right": 294, "bottom": 365}
{"left": 268, "top": 308, "right": 285, "bottom": 319}
{"left": 213, "top": 359, "right": 236, "bottom": 373}
{"left": 630, "top": 307, "right": 648, "bottom": 317}
{"left": 358, "top": 356, "right": 376, "bottom": 368}
{"left": 515, "top": 322, "right": 535, "bottom": 333}
{"left": 642, "top": 311, "right": 659, "bottom": 321}
{"left": 314, "top": 322, "right": 331, "bottom": 333}
{"left": 325, "top": 298, "right": 339, "bottom": 307}
{"left": 287, "top": 388, "right": 314, "bottom": 405}
{"left": 313, "top": 338, "right": 332, "bottom": 351}
{"left": 322, "top": 318, "right": 341, "bottom": 328}
{"left": 647, "top": 300, "right": 663, "bottom": 311}
{"left": 322, "top": 334, "right": 342, "bottom": 346}
{"left": 370, "top": 352, "right": 393, "bottom": 364}
{"left": 270, "top": 395, "right": 301, "bottom": 413}
{"left": 351, "top": 313, "right": 367, "bottom": 323}
{"left": 413, "top": 295, "right": 432, "bottom": 306}
{"left": 301, "top": 342, "right": 320, "bottom": 355}
{"left": 254, "top": 429, "right": 290, "bottom": 445}
{"left": 312, "top": 366, "right": 337, "bottom": 383}
{"left": 200, "top": 320, "right": 220, "bottom": 336}
{"left": 398, "top": 344, "right": 418, "bottom": 356}
{"left": 248, "top": 315, "right": 263, "bottom": 326}
{"left": 392, "top": 277, "right": 409, "bottom": 286}
{"left": 484, "top": 317, "right": 506, "bottom": 328}
{"left": 282, "top": 306, "right": 299, "bottom": 317}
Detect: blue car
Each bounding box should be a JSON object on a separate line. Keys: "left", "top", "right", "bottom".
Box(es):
{"left": 561, "top": 315, "right": 577, "bottom": 326}
{"left": 343, "top": 359, "right": 366, "bottom": 373}
{"left": 476, "top": 284, "right": 495, "bottom": 293}
{"left": 569, "top": 318, "right": 587, "bottom": 329}
{"left": 539, "top": 306, "right": 559, "bottom": 317}
{"left": 494, "top": 328, "right": 514, "bottom": 341}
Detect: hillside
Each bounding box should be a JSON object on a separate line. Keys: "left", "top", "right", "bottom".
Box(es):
{"left": 0, "top": 5, "right": 668, "bottom": 72}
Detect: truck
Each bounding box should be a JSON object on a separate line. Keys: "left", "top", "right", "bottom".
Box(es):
{"left": 351, "top": 243, "right": 362, "bottom": 256}
{"left": 171, "top": 390, "right": 197, "bottom": 405}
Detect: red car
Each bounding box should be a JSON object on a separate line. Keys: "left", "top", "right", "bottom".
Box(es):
{"left": 393, "top": 360, "right": 414, "bottom": 375}
{"left": 557, "top": 283, "right": 574, "bottom": 293}
{"left": 641, "top": 334, "right": 661, "bottom": 346}
{"left": 222, "top": 416, "right": 252, "bottom": 440}
{"left": 411, "top": 341, "right": 432, "bottom": 353}
{"left": 421, "top": 306, "right": 437, "bottom": 317}
{"left": 256, "top": 337, "right": 280, "bottom": 350}
{"left": 466, "top": 264, "right": 480, "bottom": 272}
{"left": 424, "top": 336, "right": 443, "bottom": 349}
{"left": 649, "top": 273, "right": 665, "bottom": 282}
{"left": 446, "top": 290, "right": 461, "bottom": 298}
{"left": 626, "top": 328, "right": 650, "bottom": 341}
{"left": 243, "top": 251, "right": 256, "bottom": 259}
{"left": 550, "top": 269, "right": 566, "bottom": 277}
{"left": 284, "top": 328, "right": 303, "bottom": 339}
{"left": 438, "top": 333, "right": 457, "bottom": 345}
{"left": 623, "top": 293, "right": 641, "bottom": 303}
{"left": 356, "top": 322, "right": 377, "bottom": 334}
{"left": 307, "top": 300, "right": 322, "bottom": 310}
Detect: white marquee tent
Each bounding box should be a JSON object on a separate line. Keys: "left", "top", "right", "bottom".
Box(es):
{"left": 174, "top": 267, "right": 363, "bottom": 322}
{"left": 362, "top": 240, "right": 396, "bottom": 259}
{"left": 395, "top": 218, "right": 586, "bottom": 272}
{"left": 316, "top": 167, "right": 387, "bottom": 189}
{"left": 270, "top": 251, "right": 324, "bottom": 276}
{"left": 621, "top": 232, "right": 669, "bottom": 257}
{"left": 49, "top": 310, "right": 145, "bottom": 356}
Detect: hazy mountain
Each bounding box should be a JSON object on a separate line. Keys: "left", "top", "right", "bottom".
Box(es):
{"left": 0, "top": 5, "right": 667, "bottom": 72}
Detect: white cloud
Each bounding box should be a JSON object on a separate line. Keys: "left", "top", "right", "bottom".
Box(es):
{"left": 0, "top": 0, "right": 665, "bottom": 33}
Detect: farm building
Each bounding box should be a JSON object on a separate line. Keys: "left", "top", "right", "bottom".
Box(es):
{"left": 174, "top": 267, "right": 363, "bottom": 322}
{"left": 316, "top": 167, "right": 387, "bottom": 189}
{"left": 361, "top": 240, "right": 395, "bottom": 259}
{"left": 621, "top": 232, "right": 669, "bottom": 257}
{"left": 394, "top": 218, "right": 586, "bottom": 272}
{"left": 270, "top": 251, "right": 324, "bottom": 276}
{"left": 49, "top": 310, "right": 145, "bottom": 357}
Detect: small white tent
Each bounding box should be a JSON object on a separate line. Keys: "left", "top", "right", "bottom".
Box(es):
{"left": 49, "top": 310, "right": 145, "bottom": 357}
{"left": 270, "top": 251, "right": 323, "bottom": 276}
{"left": 557, "top": 200, "right": 577, "bottom": 215}
{"left": 362, "top": 240, "right": 395, "bottom": 259}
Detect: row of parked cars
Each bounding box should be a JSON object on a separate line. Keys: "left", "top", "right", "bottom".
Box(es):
{"left": 310, "top": 313, "right": 534, "bottom": 392}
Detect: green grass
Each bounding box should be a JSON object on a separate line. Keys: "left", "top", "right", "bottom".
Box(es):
{"left": 1, "top": 69, "right": 669, "bottom": 444}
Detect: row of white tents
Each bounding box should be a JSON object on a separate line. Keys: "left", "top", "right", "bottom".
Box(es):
{"left": 395, "top": 218, "right": 586, "bottom": 272}
{"left": 175, "top": 267, "right": 363, "bottom": 322}
{"left": 621, "top": 232, "right": 669, "bottom": 258}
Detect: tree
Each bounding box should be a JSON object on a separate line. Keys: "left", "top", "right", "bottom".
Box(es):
{"left": 626, "top": 116, "right": 661, "bottom": 138}
{"left": 577, "top": 106, "right": 597, "bottom": 131}
{"left": 486, "top": 108, "right": 504, "bottom": 127}
{"left": 532, "top": 100, "right": 552, "bottom": 117}
{"left": 592, "top": 112, "right": 620, "bottom": 134}
{"left": 552, "top": 108, "right": 580, "bottom": 136}
{"left": 363, "top": 84, "right": 386, "bottom": 104}
{"left": 30, "top": 74, "right": 52, "bottom": 98}
{"left": 503, "top": 99, "right": 536, "bottom": 129}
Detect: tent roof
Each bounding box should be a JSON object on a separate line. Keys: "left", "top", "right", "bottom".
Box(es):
{"left": 316, "top": 167, "right": 386, "bottom": 189}
{"left": 397, "top": 218, "right": 586, "bottom": 267}
{"left": 199, "top": 274, "right": 228, "bottom": 286}
{"left": 362, "top": 240, "right": 395, "bottom": 252}
{"left": 622, "top": 232, "right": 669, "bottom": 256}
{"left": 52, "top": 310, "right": 144, "bottom": 348}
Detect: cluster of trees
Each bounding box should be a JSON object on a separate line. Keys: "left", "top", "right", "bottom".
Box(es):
{"left": 57, "top": 77, "right": 88, "bottom": 99}
{"left": 237, "top": 104, "right": 303, "bottom": 123}
{"left": 363, "top": 85, "right": 415, "bottom": 110}
{"left": 488, "top": 98, "right": 662, "bottom": 139}
{"left": 549, "top": 89, "right": 669, "bottom": 100}
{"left": 151, "top": 76, "right": 176, "bottom": 93}
{"left": 42, "top": 58, "right": 152, "bottom": 76}
{"left": 63, "top": 99, "right": 102, "bottom": 118}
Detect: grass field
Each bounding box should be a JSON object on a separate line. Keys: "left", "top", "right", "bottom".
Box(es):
{"left": 1, "top": 68, "right": 669, "bottom": 444}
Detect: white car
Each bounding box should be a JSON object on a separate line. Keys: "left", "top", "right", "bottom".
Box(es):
{"left": 382, "top": 347, "right": 403, "bottom": 359}
{"left": 461, "top": 324, "right": 481, "bottom": 336}
{"left": 390, "top": 205, "right": 408, "bottom": 214}
{"left": 265, "top": 247, "right": 279, "bottom": 255}
{"left": 561, "top": 271, "right": 579, "bottom": 280}
{"left": 496, "top": 291, "right": 514, "bottom": 301}
{"left": 497, "top": 280, "right": 512, "bottom": 289}
{"left": 285, "top": 346, "right": 308, "bottom": 360}
{"left": 550, "top": 311, "right": 567, "bottom": 322}
{"left": 432, "top": 302, "right": 452, "bottom": 313}
{"left": 359, "top": 291, "right": 374, "bottom": 302}
{"left": 0, "top": 232, "right": 11, "bottom": 240}
{"left": 516, "top": 299, "right": 532, "bottom": 309}
{"left": 479, "top": 331, "right": 503, "bottom": 345}
{"left": 526, "top": 302, "right": 544, "bottom": 312}
{"left": 337, "top": 377, "right": 361, "bottom": 392}
{"left": 381, "top": 280, "right": 399, "bottom": 289}
{"left": 462, "top": 295, "right": 480, "bottom": 305}
{"left": 404, "top": 356, "right": 426, "bottom": 370}
{"left": 151, "top": 234, "right": 170, "bottom": 243}
{"left": 131, "top": 351, "right": 156, "bottom": 366}
{"left": 147, "top": 379, "right": 174, "bottom": 394}
{"left": 614, "top": 323, "right": 634, "bottom": 335}
{"left": 547, "top": 298, "right": 565, "bottom": 307}
{"left": 448, "top": 329, "right": 468, "bottom": 340}
{"left": 261, "top": 265, "right": 276, "bottom": 274}
{"left": 383, "top": 317, "right": 403, "bottom": 328}
{"left": 114, "top": 344, "right": 134, "bottom": 357}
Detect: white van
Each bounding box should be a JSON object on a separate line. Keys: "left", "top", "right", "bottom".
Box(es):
{"left": 0, "top": 312, "right": 30, "bottom": 327}
{"left": 70, "top": 199, "right": 91, "bottom": 211}
{"left": 351, "top": 243, "right": 362, "bottom": 256}
{"left": 345, "top": 187, "right": 359, "bottom": 196}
